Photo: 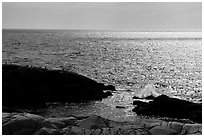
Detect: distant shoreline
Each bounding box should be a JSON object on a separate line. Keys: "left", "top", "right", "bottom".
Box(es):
{"left": 2, "top": 28, "right": 202, "bottom": 32}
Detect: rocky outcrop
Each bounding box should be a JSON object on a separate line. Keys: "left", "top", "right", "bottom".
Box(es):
{"left": 3, "top": 64, "right": 114, "bottom": 108}
{"left": 133, "top": 94, "right": 202, "bottom": 123}
{"left": 2, "top": 112, "right": 202, "bottom": 135}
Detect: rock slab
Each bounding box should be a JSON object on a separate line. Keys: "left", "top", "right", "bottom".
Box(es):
{"left": 2, "top": 112, "right": 202, "bottom": 135}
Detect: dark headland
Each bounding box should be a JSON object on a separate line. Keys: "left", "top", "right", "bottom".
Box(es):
{"left": 3, "top": 64, "right": 114, "bottom": 108}
{"left": 2, "top": 64, "right": 202, "bottom": 135}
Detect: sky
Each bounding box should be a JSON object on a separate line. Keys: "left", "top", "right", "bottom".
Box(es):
{"left": 2, "top": 2, "right": 202, "bottom": 30}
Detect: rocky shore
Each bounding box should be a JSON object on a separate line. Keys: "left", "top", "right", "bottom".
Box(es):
{"left": 2, "top": 112, "right": 202, "bottom": 135}
{"left": 2, "top": 64, "right": 202, "bottom": 135}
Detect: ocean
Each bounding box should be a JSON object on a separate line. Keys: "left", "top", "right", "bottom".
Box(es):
{"left": 2, "top": 29, "right": 202, "bottom": 122}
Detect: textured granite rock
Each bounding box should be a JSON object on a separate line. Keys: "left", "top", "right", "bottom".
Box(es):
{"left": 78, "top": 115, "right": 109, "bottom": 129}
{"left": 2, "top": 112, "right": 202, "bottom": 135}
{"left": 181, "top": 124, "right": 202, "bottom": 135}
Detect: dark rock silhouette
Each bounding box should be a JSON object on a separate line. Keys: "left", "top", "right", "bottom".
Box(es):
{"left": 133, "top": 95, "right": 202, "bottom": 123}
{"left": 133, "top": 95, "right": 155, "bottom": 100}
{"left": 104, "top": 85, "right": 116, "bottom": 91}
{"left": 116, "top": 106, "right": 125, "bottom": 109}
{"left": 154, "top": 82, "right": 168, "bottom": 88}
{"left": 133, "top": 101, "right": 149, "bottom": 106}
{"left": 103, "top": 91, "right": 113, "bottom": 97}
{"left": 3, "top": 64, "right": 114, "bottom": 108}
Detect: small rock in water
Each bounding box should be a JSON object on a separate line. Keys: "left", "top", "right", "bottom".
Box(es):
{"left": 104, "top": 85, "right": 116, "bottom": 91}
{"left": 154, "top": 82, "right": 168, "bottom": 88}
{"left": 116, "top": 106, "right": 125, "bottom": 109}
{"left": 133, "top": 95, "right": 155, "bottom": 100}
{"left": 104, "top": 91, "right": 113, "bottom": 97}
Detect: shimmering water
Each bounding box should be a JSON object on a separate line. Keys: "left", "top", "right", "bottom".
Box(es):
{"left": 2, "top": 29, "right": 202, "bottom": 121}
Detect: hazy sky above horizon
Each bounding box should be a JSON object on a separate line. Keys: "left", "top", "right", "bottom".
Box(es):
{"left": 2, "top": 2, "right": 202, "bottom": 30}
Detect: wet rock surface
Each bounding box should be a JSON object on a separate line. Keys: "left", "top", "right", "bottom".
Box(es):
{"left": 133, "top": 94, "right": 202, "bottom": 123}
{"left": 2, "top": 112, "right": 202, "bottom": 135}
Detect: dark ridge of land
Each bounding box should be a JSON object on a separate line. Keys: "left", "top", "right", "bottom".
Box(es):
{"left": 132, "top": 95, "right": 202, "bottom": 123}
{"left": 2, "top": 64, "right": 114, "bottom": 108}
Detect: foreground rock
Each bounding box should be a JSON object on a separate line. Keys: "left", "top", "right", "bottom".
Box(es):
{"left": 3, "top": 64, "right": 114, "bottom": 108}
{"left": 2, "top": 112, "right": 202, "bottom": 135}
{"left": 133, "top": 94, "right": 202, "bottom": 123}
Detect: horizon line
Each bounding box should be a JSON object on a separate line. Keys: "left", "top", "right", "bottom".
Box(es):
{"left": 2, "top": 28, "right": 202, "bottom": 32}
